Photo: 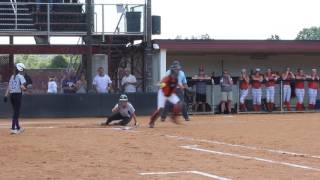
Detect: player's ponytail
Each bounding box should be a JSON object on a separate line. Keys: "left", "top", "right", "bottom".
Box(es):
{"left": 13, "top": 67, "right": 19, "bottom": 79}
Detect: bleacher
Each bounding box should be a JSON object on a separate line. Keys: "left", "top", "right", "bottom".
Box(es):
{"left": 0, "top": 0, "right": 86, "bottom": 32}
{"left": 0, "top": 0, "right": 35, "bottom": 30}
{"left": 31, "top": 0, "right": 86, "bottom": 31}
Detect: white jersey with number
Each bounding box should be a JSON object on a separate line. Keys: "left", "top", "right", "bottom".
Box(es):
{"left": 9, "top": 74, "right": 26, "bottom": 93}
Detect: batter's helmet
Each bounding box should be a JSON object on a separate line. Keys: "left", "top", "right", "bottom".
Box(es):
{"left": 16, "top": 63, "right": 25, "bottom": 72}
{"left": 119, "top": 94, "right": 128, "bottom": 101}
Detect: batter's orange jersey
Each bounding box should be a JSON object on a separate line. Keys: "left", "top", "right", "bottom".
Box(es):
{"left": 161, "top": 75, "right": 178, "bottom": 97}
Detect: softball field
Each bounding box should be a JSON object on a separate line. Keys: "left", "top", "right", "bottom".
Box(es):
{"left": 1, "top": 113, "right": 320, "bottom": 180}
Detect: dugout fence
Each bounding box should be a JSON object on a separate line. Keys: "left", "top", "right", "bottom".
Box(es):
{"left": 237, "top": 80, "right": 320, "bottom": 113}
{"left": 187, "top": 78, "right": 320, "bottom": 114}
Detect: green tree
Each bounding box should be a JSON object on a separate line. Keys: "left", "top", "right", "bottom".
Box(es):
{"left": 48, "top": 55, "right": 68, "bottom": 68}
{"left": 267, "top": 34, "right": 280, "bottom": 40}
{"left": 296, "top": 26, "right": 320, "bottom": 40}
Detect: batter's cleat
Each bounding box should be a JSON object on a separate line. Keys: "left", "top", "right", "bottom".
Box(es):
{"left": 10, "top": 129, "right": 18, "bottom": 134}
{"left": 185, "top": 118, "right": 190, "bottom": 121}
{"left": 160, "top": 118, "right": 166, "bottom": 122}
{"left": 100, "top": 121, "right": 108, "bottom": 126}
{"left": 149, "top": 122, "right": 155, "bottom": 128}
{"left": 17, "top": 128, "right": 25, "bottom": 134}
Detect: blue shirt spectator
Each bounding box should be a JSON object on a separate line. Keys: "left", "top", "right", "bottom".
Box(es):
{"left": 62, "top": 75, "right": 76, "bottom": 94}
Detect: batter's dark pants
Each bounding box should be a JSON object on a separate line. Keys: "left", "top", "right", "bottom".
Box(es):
{"left": 10, "top": 93, "right": 22, "bottom": 130}
{"left": 106, "top": 112, "right": 131, "bottom": 126}
{"left": 161, "top": 88, "right": 189, "bottom": 120}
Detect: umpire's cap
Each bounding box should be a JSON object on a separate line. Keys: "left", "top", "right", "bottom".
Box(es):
{"left": 119, "top": 94, "right": 128, "bottom": 101}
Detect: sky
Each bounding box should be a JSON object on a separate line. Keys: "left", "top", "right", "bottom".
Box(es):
{"left": 0, "top": 0, "right": 319, "bottom": 44}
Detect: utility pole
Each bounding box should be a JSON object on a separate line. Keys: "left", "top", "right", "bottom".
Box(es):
{"left": 85, "top": 0, "right": 94, "bottom": 90}
{"left": 144, "top": 0, "right": 153, "bottom": 92}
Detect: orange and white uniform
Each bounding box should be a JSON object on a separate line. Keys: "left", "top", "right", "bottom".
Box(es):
{"left": 295, "top": 73, "right": 306, "bottom": 110}
{"left": 239, "top": 73, "right": 250, "bottom": 104}
{"left": 308, "top": 72, "right": 319, "bottom": 109}
{"left": 251, "top": 72, "right": 263, "bottom": 109}
{"left": 265, "top": 72, "right": 278, "bottom": 103}
{"left": 157, "top": 75, "right": 180, "bottom": 109}
{"left": 282, "top": 72, "right": 294, "bottom": 103}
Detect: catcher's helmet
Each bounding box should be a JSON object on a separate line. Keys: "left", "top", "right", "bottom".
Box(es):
{"left": 119, "top": 94, "right": 128, "bottom": 101}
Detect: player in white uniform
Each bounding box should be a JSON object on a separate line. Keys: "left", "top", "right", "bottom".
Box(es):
{"left": 4, "top": 63, "right": 27, "bottom": 134}
{"left": 101, "top": 94, "right": 137, "bottom": 126}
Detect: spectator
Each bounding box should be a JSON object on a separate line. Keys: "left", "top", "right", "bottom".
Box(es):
{"left": 121, "top": 68, "right": 137, "bottom": 93}
{"left": 47, "top": 75, "right": 58, "bottom": 94}
{"left": 93, "top": 67, "right": 112, "bottom": 93}
{"left": 76, "top": 74, "right": 87, "bottom": 94}
{"left": 161, "top": 60, "right": 190, "bottom": 121}
{"left": 192, "top": 65, "right": 209, "bottom": 112}
{"left": 220, "top": 69, "right": 233, "bottom": 113}
{"left": 62, "top": 72, "right": 76, "bottom": 94}
{"left": 60, "top": 73, "right": 67, "bottom": 93}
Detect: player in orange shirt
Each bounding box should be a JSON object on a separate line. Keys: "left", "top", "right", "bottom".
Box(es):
{"left": 295, "top": 68, "right": 306, "bottom": 111}
{"left": 306, "top": 69, "right": 319, "bottom": 110}
{"left": 264, "top": 68, "right": 279, "bottom": 112}
{"left": 281, "top": 67, "right": 295, "bottom": 111}
{"left": 251, "top": 68, "right": 264, "bottom": 111}
{"left": 149, "top": 65, "right": 183, "bottom": 128}
{"left": 239, "top": 69, "right": 250, "bottom": 112}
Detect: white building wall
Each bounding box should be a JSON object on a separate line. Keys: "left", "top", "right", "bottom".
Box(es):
{"left": 167, "top": 54, "right": 320, "bottom": 77}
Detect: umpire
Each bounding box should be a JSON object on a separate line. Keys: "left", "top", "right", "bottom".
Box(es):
{"left": 161, "top": 60, "right": 190, "bottom": 121}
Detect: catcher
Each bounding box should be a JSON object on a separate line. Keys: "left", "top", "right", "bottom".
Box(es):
{"left": 149, "top": 65, "right": 182, "bottom": 128}
{"left": 101, "top": 94, "right": 137, "bottom": 126}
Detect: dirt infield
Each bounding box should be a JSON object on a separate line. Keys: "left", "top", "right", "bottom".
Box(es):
{"left": 1, "top": 113, "right": 320, "bottom": 180}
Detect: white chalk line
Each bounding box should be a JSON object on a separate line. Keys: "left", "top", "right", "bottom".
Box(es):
{"left": 139, "top": 170, "right": 232, "bottom": 180}
{"left": 166, "top": 135, "right": 320, "bottom": 160}
{"left": 182, "top": 145, "right": 320, "bottom": 172}
{"left": 0, "top": 121, "right": 77, "bottom": 126}
{"left": 0, "top": 126, "right": 138, "bottom": 132}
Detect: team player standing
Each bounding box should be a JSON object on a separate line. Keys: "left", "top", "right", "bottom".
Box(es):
{"left": 240, "top": 67, "right": 319, "bottom": 112}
